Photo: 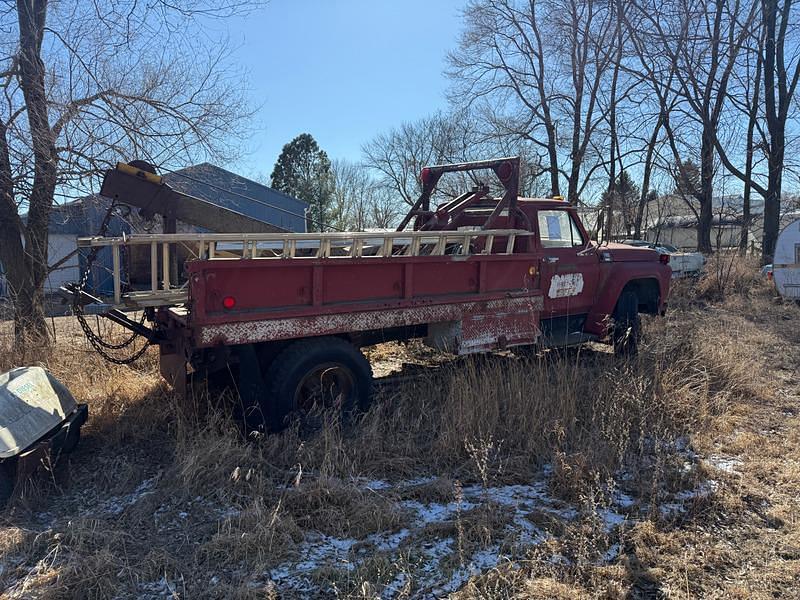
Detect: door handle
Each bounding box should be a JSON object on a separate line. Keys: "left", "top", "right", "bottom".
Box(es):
{"left": 543, "top": 256, "right": 559, "bottom": 264}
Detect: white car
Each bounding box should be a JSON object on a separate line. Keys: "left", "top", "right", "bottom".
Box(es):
{"left": 622, "top": 240, "right": 705, "bottom": 277}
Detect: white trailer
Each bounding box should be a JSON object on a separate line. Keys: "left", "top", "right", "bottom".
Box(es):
{"left": 774, "top": 218, "right": 800, "bottom": 300}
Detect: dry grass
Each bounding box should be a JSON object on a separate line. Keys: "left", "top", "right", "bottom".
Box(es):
{"left": 1, "top": 269, "right": 798, "bottom": 598}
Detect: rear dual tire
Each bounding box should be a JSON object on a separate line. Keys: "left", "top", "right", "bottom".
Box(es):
{"left": 262, "top": 337, "right": 373, "bottom": 432}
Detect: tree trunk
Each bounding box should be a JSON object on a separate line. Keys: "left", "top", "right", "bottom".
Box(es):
{"left": 760, "top": 0, "right": 786, "bottom": 264}
{"left": 11, "top": 0, "right": 57, "bottom": 344}
{"left": 0, "top": 122, "right": 47, "bottom": 345}
{"left": 545, "top": 121, "right": 560, "bottom": 197}
{"left": 605, "top": 1, "right": 622, "bottom": 241}
{"left": 741, "top": 98, "right": 757, "bottom": 253}
{"left": 634, "top": 116, "right": 662, "bottom": 239}
{"left": 762, "top": 150, "right": 783, "bottom": 263}
{"left": 697, "top": 129, "right": 715, "bottom": 254}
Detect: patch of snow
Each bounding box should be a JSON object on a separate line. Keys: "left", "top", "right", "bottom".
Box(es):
{"left": 94, "top": 476, "right": 158, "bottom": 516}
{"left": 549, "top": 553, "right": 571, "bottom": 566}
{"left": 294, "top": 533, "right": 357, "bottom": 573}
{"left": 414, "top": 537, "right": 456, "bottom": 589}
{"left": 217, "top": 506, "right": 242, "bottom": 519}
{"left": 510, "top": 512, "right": 544, "bottom": 547}
{"left": 674, "top": 435, "right": 690, "bottom": 452}
{"left": 613, "top": 491, "right": 636, "bottom": 509}
{"left": 603, "top": 543, "right": 621, "bottom": 562}
{"left": 597, "top": 508, "right": 626, "bottom": 530}
{"left": 263, "top": 471, "right": 718, "bottom": 596}
{"left": 401, "top": 498, "right": 478, "bottom": 526}
{"left": 268, "top": 533, "right": 360, "bottom": 593}
{"left": 362, "top": 479, "right": 393, "bottom": 491}
{"left": 659, "top": 502, "right": 684, "bottom": 516}
{"left": 137, "top": 575, "right": 182, "bottom": 598}
{"left": 660, "top": 480, "right": 719, "bottom": 516}
{"left": 706, "top": 455, "right": 743, "bottom": 474}
{"left": 432, "top": 545, "right": 503, "bottom": 596}
{"left": 381, "top": 572, "right": 409, "bottom": 599}
{"left": 398, "top": 475, "right": 440, "bottom": 488}
{"left": 365, "top": 528, "right": 412, "bottom": 552}
{"left": 674, "top": 480, "right": 718, "bottom": 500}
{"left": 463, "top": 482, "right": 548, "bottom": 506}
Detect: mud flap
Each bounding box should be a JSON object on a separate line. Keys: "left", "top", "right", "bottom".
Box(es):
{"left": 159, "top": 346, "right": 188, "bottom": 398}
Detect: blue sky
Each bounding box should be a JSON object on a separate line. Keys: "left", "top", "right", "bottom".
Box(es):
{"left": 216, "top": 0, "right": 465, "bottom": 179}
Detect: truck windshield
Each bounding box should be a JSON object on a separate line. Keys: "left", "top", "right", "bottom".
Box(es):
{"left": 538, "top": 210, "right": 585, "bottom": 248}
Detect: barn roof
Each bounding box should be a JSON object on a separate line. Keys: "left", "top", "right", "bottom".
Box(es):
{"left": 163, "top": 163, "right": 308, "bottom": 232}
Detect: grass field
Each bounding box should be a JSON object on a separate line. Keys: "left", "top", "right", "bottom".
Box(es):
{"left": 1, "top": 263, "right": 799, "bottom": 599}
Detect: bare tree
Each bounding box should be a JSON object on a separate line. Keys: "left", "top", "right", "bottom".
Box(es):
{"left": 449, "top": 0, "right": 622, "bottom": 204}
{"left": 627, "top": 0, "right": 758, "bottom": 253}
{"left": 367, "top": 185, "right": 404, "bottom": 229}
{"left": 0, "top": 0, "right": 258, "bottom": 344}
{"left": 729, "top": 22, "right": 765, "bottom": 252}
{"left": 330, "top": 159, "right": 381, "bottom": 231}
{"left": 361, "top": 112, "right": 468, "bottom": 207}
{"left": 711, "top": 0, "right": 800, "bottom": 262}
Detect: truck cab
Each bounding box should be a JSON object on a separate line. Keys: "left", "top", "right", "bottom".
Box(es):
{"left": 407, "top": 167, "right": 670, "bottom": 352}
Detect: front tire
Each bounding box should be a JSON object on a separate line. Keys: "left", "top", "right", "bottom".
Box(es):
{"left": 263, "top": 337, "right": 373, "bottom": 431}
{"left": 612, "top": 290, "right": 641, "bottom": 356}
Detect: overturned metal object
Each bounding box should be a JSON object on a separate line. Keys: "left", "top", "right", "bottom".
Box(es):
{"left": 0, "top": 367, "right": 88, "bottom": 506}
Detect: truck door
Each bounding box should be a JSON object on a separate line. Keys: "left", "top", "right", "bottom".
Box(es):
{"left": 536, "top": 208, "right": 600, "bottom": 319}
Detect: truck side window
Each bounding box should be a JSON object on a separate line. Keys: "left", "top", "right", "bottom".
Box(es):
{"left": 538, "top": 210, "right": 585, "bottom": 248}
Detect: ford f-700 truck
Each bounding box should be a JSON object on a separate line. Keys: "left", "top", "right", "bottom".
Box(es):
{"left": 73, "top": 157, "right": 671, "bottom": 429}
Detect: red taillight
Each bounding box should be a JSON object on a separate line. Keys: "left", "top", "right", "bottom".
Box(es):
{"left": 222, "top": 296, "right": 236, "bottom": 309}
{"left": 659, "top": 254, "right": 670, "bottom": 265}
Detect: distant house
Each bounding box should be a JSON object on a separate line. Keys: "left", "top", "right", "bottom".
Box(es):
{"left": 641, "top": 194, "right": 764, "bottom": 251}
{"left": 645, "top": 214, "right": 745, "bottom": 250}
{"left": 45, "top": 195, "right": 133, "bottom": 297}
{"left": 0, "top": 163, "right": 308, "bottom": 299}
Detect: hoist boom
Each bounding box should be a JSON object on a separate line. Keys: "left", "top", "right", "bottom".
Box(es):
{"left": 100, "top": 162, "right": 286, "bottom": 234}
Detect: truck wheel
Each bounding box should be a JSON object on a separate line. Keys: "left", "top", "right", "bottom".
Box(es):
{"left": 263, "top": 337, "right": 373, "bottom": 431}
{"left": 612, "top": 290, "right": 640, "bottom": 356}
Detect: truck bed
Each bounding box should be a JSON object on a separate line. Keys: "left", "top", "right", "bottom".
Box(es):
{"left": 183, "top": 252, "right": 544, "bottom": 353}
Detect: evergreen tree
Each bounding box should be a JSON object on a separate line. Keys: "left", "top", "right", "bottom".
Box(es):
{"left": 673, "top": 160, "right": 701, "bottom": 199}
{"left": 601, "top": 171, "right": 641, "bottom": 235}
{"left": 271, "top": 133, "right": 333, "bottom": 231}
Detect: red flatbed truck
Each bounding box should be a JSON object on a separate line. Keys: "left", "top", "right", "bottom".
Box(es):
{"left": 75, "top": 157, "right": 671, "bottom": 429}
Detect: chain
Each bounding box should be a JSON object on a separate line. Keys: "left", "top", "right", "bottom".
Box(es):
{"left": 73, "top": 201, "right": 152, "bottom": 365}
